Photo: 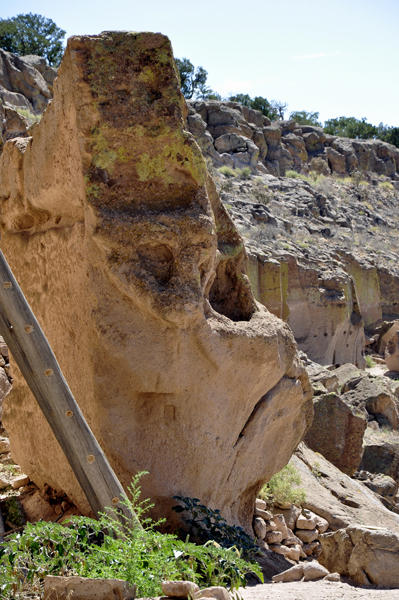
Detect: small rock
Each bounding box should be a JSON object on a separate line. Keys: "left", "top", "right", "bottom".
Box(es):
{"left": 324, "top": 572, "right": 340, "bottom": 582}
{"left": 272, "top": 564, "right": 304, "bottom": 583}
{"left": 268, "top": 543, "right": 291, "bottom": 556}
{"left": 295, "top": 528, "right": 319, "bottom": 543}
{"left": 253, "top": 516, "right": 267, "bottom": 540}
{"left": 254, "top": 507, "right": 273, "bottom": 520}
{"left": 194, "top": 587, "right": 230, "bottom": 600}
{"left": 273, "top": 513, "right": 289, "bottom": 540}
{"left": 296, "top": 510, "right": 318, "bottom": 530}
{"left": 0, "top": 438, "right": 10, "bottom": 454}
{"left": 302, "top": 561, "right": 329, "bottom": 581}
{"left": 315, "top": 514, "right": 329, "bottom": 534}
{"left": 265, "top": 530, "right": 283, "bottom": 544}
{"left": 302, "top": 541, "right": 322, "bottom": 556}
{"left": 11, "top": 474, "right": 30, "bottom": 489}
{"left": 61, "top": 500, "right": 70, "bottom": 511}
{"left": 255, "top": 498, "right": 266, "bottom": 511}
{"left": 256, "top": 539, "right": 268, "bottom": 551}
{"left": 162, "top": 581, "right": 200, "bottom": 599}
{"left": 284, "top": 544, "right": 301, "bottom": 561}
{"left": 0, "top": 344, "right": 9, "bottom": 358}
{"left": 265, "top": 519, "right": 277, "bottom": 532}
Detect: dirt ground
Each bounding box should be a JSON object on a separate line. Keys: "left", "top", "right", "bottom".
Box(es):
{"left": 240, "top": 580, "right": 399, "bottom": 599}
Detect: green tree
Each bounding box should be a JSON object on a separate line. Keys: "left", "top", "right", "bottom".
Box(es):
{"left": 324, "top": 116, "right": 378, "bottom": 139}
{"left": 377, "top": 124, "right": 399, "bottom": 149}
{"left": 228, "top": 93, "right": 279, "bottom": 120}
{"left": 0, "top": 13, "right": 66, "bottom": 66}
{"left": 175, "top": 57, "right": 208, "bottom": 99}
{"left": 290, "top": 110, "right": 322, "bottom": 127}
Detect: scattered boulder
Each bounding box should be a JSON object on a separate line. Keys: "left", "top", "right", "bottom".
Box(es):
{"left": 319, "top": 526, "right": 399, "bottom": 587}
{"left": 162, "top": 581, "right": 200, "bottom": 598}
{"left": 272, "top": 561, "right": 330, "bottom": 583}
{"left": 193, "top": 588, "right": 229, "bottom": 600}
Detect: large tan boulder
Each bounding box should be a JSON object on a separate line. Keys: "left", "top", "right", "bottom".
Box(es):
{"left": 44, "top": 576, "right": 136, "bottom": 600}
{"left": 304, "top": 392, "right": 367, "bottom": 475}
{"left": 0, "top": 31, "right": 312, "bottom": 530}
{"left": 319, "top": 526, "right": 399, "bottom": 587}
{"left": 385, "top": 331, "right": 399, "bottom": 372}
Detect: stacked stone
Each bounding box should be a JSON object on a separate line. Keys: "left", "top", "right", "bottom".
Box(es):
{"left": 253, "top": 500, "right": 330, "bottom": 562}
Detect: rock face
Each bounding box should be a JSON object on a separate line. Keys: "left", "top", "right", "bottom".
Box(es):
{"left": 0, "top": 32, "right": 312, "bottom": 530}
{"left": 304, "top": 392, "right": 367, "bottom": 475}
{"left": 292, "top": 444, "right": 399, "bottom": 532}
{"left": 319, "top": 526, "right": 399, "bottom": 587}
{"left": 0, "top": 49, "right": 56, "bottom": 115}
{"left": 187, "top": 101, "right": 399, "bottom": 180}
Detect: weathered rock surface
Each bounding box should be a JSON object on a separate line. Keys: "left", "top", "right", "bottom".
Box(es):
{"left": 44, "top": 576, "right": 136, "bottom": 600}
{"left": 319, "top": 526, "right": 399, "bottom": 587}
{"left": 0, "top": 48, "right": 55, "bottom": 115}
{"left": 162, "top": 581, "right": 200, "bottom": 598}
{"left": 187, "top": 101, "right": 399, "bottom": 180}
{"left": 304, "top": 392, "right": 367, "bottom": 475}
{"left": 272, "top": 561, "right": 330, "bottom": 583}
{"left": 292, "top": 444, "right": 399, "bottom": 531}
{"left": 0, "top": 32, "right": 312, "bottom": 530}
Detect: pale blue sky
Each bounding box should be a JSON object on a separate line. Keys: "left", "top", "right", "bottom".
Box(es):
{"left": 2, "top": 0, "right": 398, "bottom": 125}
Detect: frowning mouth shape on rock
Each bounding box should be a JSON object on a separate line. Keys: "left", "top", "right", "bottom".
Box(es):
{"left": 0, "top": 31, "right": 312, "bottom": 531}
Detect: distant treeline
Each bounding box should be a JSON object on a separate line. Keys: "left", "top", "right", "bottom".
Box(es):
{"left": 176, "top": 57, "right": 399, "bottom": 149}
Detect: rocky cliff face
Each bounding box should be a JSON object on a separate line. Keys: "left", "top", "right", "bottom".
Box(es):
{"left": 0, "top": 32, "right": 312, "bottom": 531}
{"left": 187, "top": 100, "right": 399, "bottom": 182}
{"left": 0, "top": 49, "right": 57, "bottom": 146}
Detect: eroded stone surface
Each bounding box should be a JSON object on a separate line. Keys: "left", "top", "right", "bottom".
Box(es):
{"left": 0, "top": 31, "right": 312, "bottom": 530}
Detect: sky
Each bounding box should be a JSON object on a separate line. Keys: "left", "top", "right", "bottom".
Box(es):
{"left": 1, "top": 0, "right": 398, "bottom": 126}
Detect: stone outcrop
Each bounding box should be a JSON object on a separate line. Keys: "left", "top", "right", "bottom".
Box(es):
{"left": 0, "top": 32, "right": 312, "bottom": 531}
{"left": 304, "top": 392, "right": 367, "bottom": 475}
{"left": 0, "top": 49, "right": 56, "bottom": 115}
{"left": 292, "top": 444, "right": 399, "bottom": 531}
{"left": 187, "top": 101, "right": 399, "bottom": 180}
{"left": 319, "top": 526, "right": 399, "bottom": 587}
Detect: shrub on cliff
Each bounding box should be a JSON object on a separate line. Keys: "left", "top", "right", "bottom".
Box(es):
{"left": 0, "top": 13, "right": 65, "bottom": 66}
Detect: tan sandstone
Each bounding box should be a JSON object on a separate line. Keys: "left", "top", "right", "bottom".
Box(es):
{"left": 0, "top": 31, "right": 312, "bottom": 530}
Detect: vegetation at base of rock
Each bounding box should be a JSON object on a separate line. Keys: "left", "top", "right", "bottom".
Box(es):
{"left": 172, "top": 496, "right": 260, "bottom": 558}
{"left": 0, "top": 475, "right": 262, "bottom": 598}
{"left": 365, "top": 355, "right": 375, "bottom": 368}
{"left": 259, "top": 464, "right": 306, "bottom": 506}
{"left": 0, "top": 13, "right": 65, "bottom": 66}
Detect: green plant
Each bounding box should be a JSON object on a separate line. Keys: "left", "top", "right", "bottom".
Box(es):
{"left": 220, "top": 179, "right": 234, "bottom": 193}
{"left": 218, "top": 166, "right": 236, "bottom": 178}
{"left": 251, "top": 185, "right": 272, "bottom": 204}
{"left": 365, "top": 355, "right": 375, "bottom": 368}
{"left": 379, "top": 181, "right": 394, "bottom": 193}
{"left": 311, "top": 461, "right": 322, "bottom": 479}
{"left": 258, "top": 463, "right": 306, "bottom": 506}
{"left": 285, "top": 170, "right": 303, "bottom": 179}
{"left": 172, "top": 496, "right": 259, "bottom": 558}
{"left": 15, "top": 107, "right": 41, "bottom": 126}
{"left": 236, "top": 167, "right": 251, "bottom": 180}
{"left": 0, "top": 475, "right": 262, "bottom": 598}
